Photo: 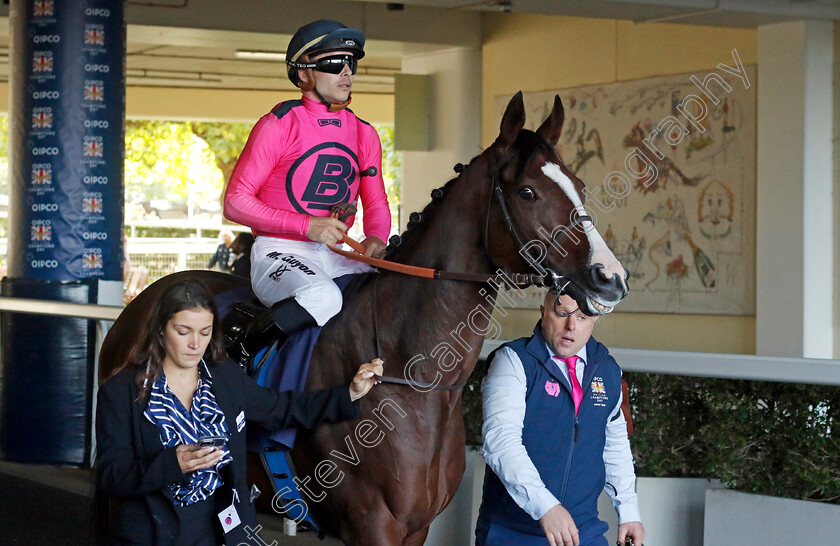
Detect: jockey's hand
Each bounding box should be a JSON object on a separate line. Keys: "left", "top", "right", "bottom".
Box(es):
{"left": 361, "top": 236, "right": 387, "bottom": 259}
{"left": 176, "top": 445, "right": 224, "bottom": 474}
{"left": 307, "top": 217, "right": 348, "bottom": 245}
{"left": 349, "top": 358, "right": 384, "bottom": 401}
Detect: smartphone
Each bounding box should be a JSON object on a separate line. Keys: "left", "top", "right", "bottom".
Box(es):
{"left": 196, "top": 435, "right": 226, "bottom": 449}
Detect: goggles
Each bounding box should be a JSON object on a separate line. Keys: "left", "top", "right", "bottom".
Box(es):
{"left": 289, "top": 54, "right": 358, "bottom": 75}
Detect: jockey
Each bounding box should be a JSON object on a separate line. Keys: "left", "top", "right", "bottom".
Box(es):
{"left": 223, "top": 19, "right": 391, "bottom": 364}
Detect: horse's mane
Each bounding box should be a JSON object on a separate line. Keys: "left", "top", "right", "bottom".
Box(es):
{"left": 384, "top": 171, "right": 465, "bottom": 260}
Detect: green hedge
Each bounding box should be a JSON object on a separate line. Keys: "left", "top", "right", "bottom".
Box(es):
{"left": 462, "top": 366, "right": 840, "bottom": 504}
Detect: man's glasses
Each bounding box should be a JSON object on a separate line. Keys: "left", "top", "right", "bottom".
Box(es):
{"left": 553, "top": 296, "right": 591, "bottom": 319}
{"left": 291, "top": 54, "right": 358, "bottom": 75}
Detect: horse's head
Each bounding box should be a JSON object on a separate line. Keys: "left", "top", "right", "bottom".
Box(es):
{"left": 485, "top": 92, "right": 629, "bottom": 315}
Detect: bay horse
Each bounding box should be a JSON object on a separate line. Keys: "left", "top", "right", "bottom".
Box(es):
{"left": 99, "top": 92, "right": 628, "bottom": 545}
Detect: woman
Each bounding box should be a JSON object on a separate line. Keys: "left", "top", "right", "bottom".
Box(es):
{"left": 96, "top": 278, "right": 382, "bottom": 545}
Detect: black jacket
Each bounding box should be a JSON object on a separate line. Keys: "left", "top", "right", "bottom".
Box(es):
{"left": 96, "top": 360, "right": 358, "bottom": 545}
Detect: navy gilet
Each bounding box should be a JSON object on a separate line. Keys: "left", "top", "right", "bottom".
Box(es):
{"left": 478, "top": 324, "right": 622, "bottom": 536}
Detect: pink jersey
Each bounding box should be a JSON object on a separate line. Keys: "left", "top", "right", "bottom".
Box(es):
{"left": 224, "top": 96, "right": 391, "bottom": 243}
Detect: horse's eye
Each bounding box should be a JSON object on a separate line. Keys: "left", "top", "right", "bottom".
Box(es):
{"left": 518, "top": 186, "right": 538, "bottom": 201}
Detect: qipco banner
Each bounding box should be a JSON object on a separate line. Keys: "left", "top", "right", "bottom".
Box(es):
{"left": 8, "top": 0, "right": 125, "bottom": 281}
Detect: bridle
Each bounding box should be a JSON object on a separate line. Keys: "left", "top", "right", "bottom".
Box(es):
{"left": 483, "top": 145, "right": 593, "bottom": 292}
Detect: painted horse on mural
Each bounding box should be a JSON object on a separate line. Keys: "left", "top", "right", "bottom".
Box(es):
{"left": 99, "top": 92, "right": 628, "bottom": 545}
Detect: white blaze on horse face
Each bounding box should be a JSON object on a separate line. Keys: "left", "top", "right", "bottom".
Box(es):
{"left": 541, "top": 163, "right": 627, "bottom": 288}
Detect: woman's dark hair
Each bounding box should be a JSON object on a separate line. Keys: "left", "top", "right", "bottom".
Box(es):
{"left": 110, "top": 278, "right": 224, "bottom": 400}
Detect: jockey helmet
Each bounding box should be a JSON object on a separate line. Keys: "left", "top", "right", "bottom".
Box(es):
{"left": 286, "top": 20, "right": 365, "bottom": 88}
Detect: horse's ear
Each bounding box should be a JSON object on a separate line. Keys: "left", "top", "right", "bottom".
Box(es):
{"left": 536, "top": 95, "right": 565, "bottom": 146}
{"left": 498, "top": 91, "right": 526, "bottom": 149}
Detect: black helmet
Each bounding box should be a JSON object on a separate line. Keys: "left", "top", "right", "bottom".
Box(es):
{"left": 286, "top": 20, "right": 365, "bottom": 88}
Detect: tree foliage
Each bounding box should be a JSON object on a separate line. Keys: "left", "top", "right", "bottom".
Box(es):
{"left": 124, "top": 120, "right": 222, "bottom": 205}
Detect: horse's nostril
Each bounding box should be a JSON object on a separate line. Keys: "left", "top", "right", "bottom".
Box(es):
{"left": 589, "top": 264, "right": 628, "bottom": 295}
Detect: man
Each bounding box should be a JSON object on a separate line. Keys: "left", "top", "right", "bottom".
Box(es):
{"left": 476, "top": 290, "right": 645, "bottom": 546}
{"left": 224, "top": 20, "right": 391, "bottom": 362}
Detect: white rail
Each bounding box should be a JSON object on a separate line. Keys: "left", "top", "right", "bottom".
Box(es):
{"left": 1, "top": 300, "right": 839, "bottom": 387}
{"left": 0, "top": 297, "right": 122, "bottom": 321}
{"left": 480, "top": 339, "right": 840, "bottom": 386}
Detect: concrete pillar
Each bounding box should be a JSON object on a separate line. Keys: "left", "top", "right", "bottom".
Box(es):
{"left": 756, "top": 21, "right": 834, "bottom": 358}
{"left": 399, "top": 48, "right": 482, "bottom": 231}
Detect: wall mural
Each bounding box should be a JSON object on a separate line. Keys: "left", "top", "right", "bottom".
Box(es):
{"left": 496, "top": 65, "right": 756, "bottom": 315}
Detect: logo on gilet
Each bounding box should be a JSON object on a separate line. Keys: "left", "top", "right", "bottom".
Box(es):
{"left": 286, "top": 142, "right": 358, "bottom": 213}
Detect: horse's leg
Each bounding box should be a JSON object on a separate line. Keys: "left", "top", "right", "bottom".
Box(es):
{"left": 338, "top": 502, "right": 406, "bottom": 546}
{"left": 404, "top": 526, "right": 430, "bottom": 546}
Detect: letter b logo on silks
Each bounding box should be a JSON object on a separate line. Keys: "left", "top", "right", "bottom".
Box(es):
{"left": 287, "top": 142, "right": 359, "bottom": 213}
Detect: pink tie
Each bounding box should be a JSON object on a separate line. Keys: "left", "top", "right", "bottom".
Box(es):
{"left": 556, "top": 355, "right": 583, "bottom": 415}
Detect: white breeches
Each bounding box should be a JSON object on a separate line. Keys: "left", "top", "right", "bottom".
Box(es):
{"left": 250, "top": 237, "right": 373, "bottom": 326}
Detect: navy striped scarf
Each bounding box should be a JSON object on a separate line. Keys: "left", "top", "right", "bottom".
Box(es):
{"left": 144, "top": 360, "right": 233, "bottom": 506}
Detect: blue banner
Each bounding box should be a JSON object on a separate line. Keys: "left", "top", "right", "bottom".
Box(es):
{"left": 9, "top": 0, "right": 125, "bottom": 281}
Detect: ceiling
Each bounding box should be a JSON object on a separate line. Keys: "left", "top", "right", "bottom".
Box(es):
{"left": 1, "top": 0, "right": 839, "bottom": 93}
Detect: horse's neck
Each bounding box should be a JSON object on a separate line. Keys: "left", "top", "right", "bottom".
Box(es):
{"left": 381, "top": 179, "right": 499, "bottom": 385}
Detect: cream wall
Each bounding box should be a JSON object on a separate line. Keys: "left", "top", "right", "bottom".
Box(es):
{"left": 482, "top": 13, "right": 757, "bottom": 354}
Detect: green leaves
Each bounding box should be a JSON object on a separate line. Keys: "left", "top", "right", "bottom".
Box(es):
{"left": 627, "top": 373, "right": 840, "bottom": 504}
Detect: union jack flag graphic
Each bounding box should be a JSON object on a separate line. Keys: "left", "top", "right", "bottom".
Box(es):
{"left": 83, "top": 196, "right": 102, "bottom": 214}
{"left": 83, "top": 139, "right": 103, "bottom": 157}
{"left": 31, "top": 167, "right": 52, "bottom": 185}
{"left": 83, "top": 251, "right": 103, "bottom": 269}
{"left": 84, "top": 28, "right": 104, "bottom": 46}
{"left": 84, "top": 84, "right": 104, "bottom": 102}
{"left": 31, "top": 224, "right": 51, "bottom": 241}
{"left": 32, "top": 110, "right": 52, "bottom": 129}
{"left": 33, "top": 1, "right": 53, "bottom": 16}
{"left": 591, "top": 381, "right": 606, "bottom": 394}
{"left": 33, "top": 53, "right": 53, "bottom": 73}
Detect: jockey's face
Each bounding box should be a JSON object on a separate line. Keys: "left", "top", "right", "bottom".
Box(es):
{"left": 301, "top": 49, "right": 355, "bottom": 104}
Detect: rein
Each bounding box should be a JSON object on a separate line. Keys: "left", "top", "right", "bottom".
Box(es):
{"left": 327, "top": 230, "right": 547, "bottom": 286}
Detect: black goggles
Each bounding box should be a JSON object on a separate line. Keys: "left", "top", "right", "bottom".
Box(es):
{"left": 290, "top": 54, "right": 358, "bottom": 75}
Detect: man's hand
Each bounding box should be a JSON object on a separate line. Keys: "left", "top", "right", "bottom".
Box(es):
{"left": 349, "top": 358, "right": 384, "bottom": 401}
{"left": 361, "top": 236, "right": 387, "bottom": 258}
{"left": 307, "top": 217, "right": 348, "bottom": 245}
{"left": 539, "top": 504, "right": 579, "bottom": 546}
{"left": 617, "top": 521, "right": 645, "bottom": 546}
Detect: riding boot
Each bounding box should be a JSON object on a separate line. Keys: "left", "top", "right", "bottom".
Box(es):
{"left": 227, "top": 298, "right": 317, "bottom": 372}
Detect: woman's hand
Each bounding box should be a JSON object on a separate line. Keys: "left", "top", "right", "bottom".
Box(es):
{"left": 176, "top": 445, "right": 224, "bottom": 474}
{"left": 307, "top": 217, "right": 348, "bottom": 245}
{"left": 349, "top": 358, "right": 384, "bottom": 401}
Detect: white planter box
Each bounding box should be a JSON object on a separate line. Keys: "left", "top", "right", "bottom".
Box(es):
{"left": 704, "top": 489, "right": 840, "bottom": 545}
{"left": 428, "top": 452, "right": 723, "bottom": 546}
{"left": 597, "top": 477, "right": 720, "bottom": 546}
